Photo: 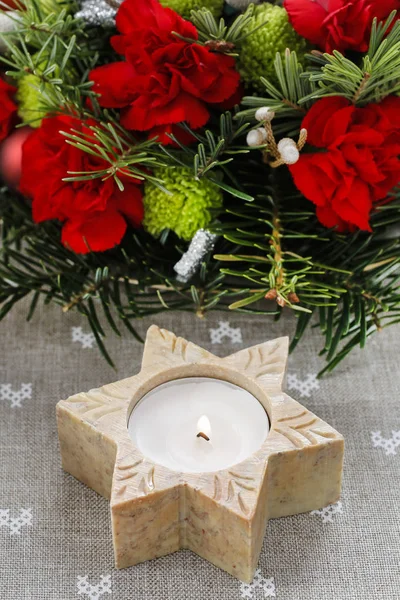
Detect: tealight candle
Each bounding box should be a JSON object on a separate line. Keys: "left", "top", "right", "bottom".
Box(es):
{"left": 128, "top": 377, "right": 270, "bottom": 473}
{"left": 57, "top": 325, "right": 344, "bottom": 583}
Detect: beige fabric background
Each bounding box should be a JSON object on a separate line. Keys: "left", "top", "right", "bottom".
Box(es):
{"left": 0, "top": 298, "right": 399, "bottom": 599}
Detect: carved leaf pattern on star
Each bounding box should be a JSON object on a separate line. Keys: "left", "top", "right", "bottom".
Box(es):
{"left": 113, "top": 452, "right": 158, "bottom": 502}
{"left": 65, "top": 387, "right": 127, "bottom": 420}
{"left": 213, "top": 471, "right": 258, "bottom": 516}
{"left": 141, "top": 325, "right": 215, "bottom": 369}
{"left": 223, "top": 338, "right": 289, "bottom": 392}
{"left": 274, "top": 409, "right": 340, "bottom": 448}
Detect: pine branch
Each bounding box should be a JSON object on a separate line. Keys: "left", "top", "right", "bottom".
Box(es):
{"left": 160, "top": 111, "right": 254, "bottom": 200}
{"left": 211, "top": 163, "right": 400, "bottom": 374}
{"left": 305, "top": 13, "right": 400, "bottom": 105}
{"left": 189, "top": 5, "right": 263, "bottom": 47}
{"left": 238, "top": 50, "right": 316, "bottom": 137}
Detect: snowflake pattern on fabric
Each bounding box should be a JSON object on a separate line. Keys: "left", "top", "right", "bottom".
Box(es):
{"left": 371, "top": 431, "right": 400, "bottom": 456}
{"left": 311, "top": 501, "right": 343, "bottom": 523}
{"left": 72, "top": 326, "right": 96, "bottom": 349}
{"left": 240, "top": 569, "right": 276, "bottom": 598}
{"left": 287, "top": 373, "right": 319, "bottom": 398}
{"left": 0, "top": 508, "right": 32, "bottom": 535}
{"left": 209, "top": 321, "right": 242, "bottom": 345}
{"left": 77, "top": 575, "right": 112, "bottom": 600}
{"left": 0, "top": 383, "right": 32, "bottom": 408}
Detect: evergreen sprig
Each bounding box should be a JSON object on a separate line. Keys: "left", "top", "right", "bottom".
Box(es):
{"left": 161, "top": 111, "right": 254, "bottom": 200}
{"left": 238, "top": 49, "right": 316, "bottom": 136}
{"left": 304, "top": 13, "right": 400, "bottom": 105}
{"left": 190, "top": 5, "right": 267, "bottom": 47}
{"left": 213, "top": 175, "right": 400, "bottom": 374}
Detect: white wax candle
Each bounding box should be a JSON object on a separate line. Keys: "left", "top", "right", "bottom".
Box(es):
{"left": 128, "top": 377, "right": 269, "bottom": 473}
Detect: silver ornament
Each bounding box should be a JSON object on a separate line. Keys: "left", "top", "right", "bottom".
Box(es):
{"left": 75, "top": 0, "right": 122, "bottom": 27}
{"left": 174, "top": 229, "right": 218, "bottom": 283}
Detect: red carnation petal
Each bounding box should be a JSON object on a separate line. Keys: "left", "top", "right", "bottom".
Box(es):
{"left": 331, "top": 178, "right": 372, "bottom": 231}
{"left": 373, "top": 0, "right": 400, "bottom": 21}
{"left": 211, "top": 83, "right": 244, "bottom": 111}
{"left": 0, "top": 76, "right": 17, "bottom": 142}
{"left": 289, "top": 153, "right": 340, "bottom": 206}
{"left": 113, "top": 184, "right": 144, "bottom": 227}
{"left": 302, "top": 97, "right": 352, "bottom": 147}
{"left": 376, "top": 95, "right": 400, "bottom": 130}
{"left": 316, "top": 205, "right": 347, "bottom": 231}
{"left": 284, "top": 0, "right": 344, "bottom": 46}
{"left": 113, "top": 0, "right": 197, "bottom": 55}
{"left": 148, "top": 123, "right": 197, "bottom": 146}
{"left": 121, "top": 91, "right": 210, "bottom": 131}
{"left": 89, "top": 62, "right": 137, "bottom": 108}
{"left": 61, "top": 209, "right": 128, "bottom": 254}
{"left": 32, "top": 182, "right": 75, "bottom": 223}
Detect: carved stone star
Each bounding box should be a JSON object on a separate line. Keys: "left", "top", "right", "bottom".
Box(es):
{"left": 57, "top": 325, "right": 344, "bottom": 583}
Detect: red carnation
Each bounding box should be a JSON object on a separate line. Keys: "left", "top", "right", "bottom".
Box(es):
{"left": 20, "top": 115, "right": 143, "bottom": 254}
{"left": 289, "top": 96, "right": 400, "bottom": 231}
{"left": 284, "top": 0, "right": 400, "bottom": 54}
{"left": 89, "top": 0, "right": 240, "bottom": 143}
{"left": 0, "top": 76, "right": 17, "bottom": 142}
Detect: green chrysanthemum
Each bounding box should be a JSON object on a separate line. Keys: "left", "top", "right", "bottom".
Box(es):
{"left": 143, "top": 167, "right": 223, "bottom": 241}
{"left": 238, "top": 4, "right": 308, "bottom": 91}
{"left": 160, "top": 0, "right": 224, "bottom": 18}
{"left": 16, "top": 72, "right": 48, "bottom": 128}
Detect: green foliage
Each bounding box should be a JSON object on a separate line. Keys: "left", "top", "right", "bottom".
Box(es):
{"left": 238, "top": 49, "right": 316, "bottom": 136}
{"left": 160, "top": 111, "right": 254, "bottom": 200}
{"left": 190, "top": 4, "right": 262, "bottom": 46}
{"left": 306, "top": 12, "right": 400, "bottom": 105}
{"left": 239, "top": 12, "right": 400, "bottom": 136}
{"left": 213, "top": 173, "right": 400, "bottom": 374}
{"left": 0, "top": 2, "right": 399, "bottom": 374}
{"left": 61, "top": 120, "right": 165, "bottom": 189}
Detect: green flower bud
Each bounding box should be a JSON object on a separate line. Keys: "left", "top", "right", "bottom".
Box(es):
{"left": 159, "top": 0, "right": 224, "bottom": 18}
{"left": 143, "top": 166, "right": 223, "bottom": 241}
{"left": 238, "top": 4, "right": 308, "bottom": 91}
{"left": 16, "top": 68, "right": 48, "bottom": 128}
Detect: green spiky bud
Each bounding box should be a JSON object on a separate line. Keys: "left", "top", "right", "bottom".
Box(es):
{"left": 17, "top": 37, "right": 76, "bottom": 128}
{"left": 238, "top": 4, "right": 308, "bottom": 91}
{"left": 159, "top": 0, "right": 224, "bottom": 18}
{"left": 143, "top": 166, "right": 223, "bottom": 241}
{"left": 16, "top": 71, "right": 48, "bottom": 128}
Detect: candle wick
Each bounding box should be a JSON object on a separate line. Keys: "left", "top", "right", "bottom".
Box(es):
{"left": 197, "top": 431, "right": 210, "bottom": 442}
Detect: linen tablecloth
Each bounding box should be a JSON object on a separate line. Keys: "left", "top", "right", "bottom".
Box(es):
{"left": 1, "top": 299, "right": 399, "bottom": 599}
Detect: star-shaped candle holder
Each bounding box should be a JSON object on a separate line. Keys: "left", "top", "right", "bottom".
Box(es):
{"left": 57, "top": 326, "right": 344, "bottom": 583}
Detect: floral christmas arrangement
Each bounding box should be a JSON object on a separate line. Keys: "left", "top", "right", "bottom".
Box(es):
{"left": 0, "top": 0, "right": 399, "bottom": 372}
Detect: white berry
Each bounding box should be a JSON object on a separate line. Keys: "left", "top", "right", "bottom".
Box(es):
{"left": 246, "top": 128, "right": 268, "bottom": 147}
{"left": 277, "top": 138, "right": 300, "bottom": 165}
{"left": 255, "top": 107, "right": 275, "bottom": 123}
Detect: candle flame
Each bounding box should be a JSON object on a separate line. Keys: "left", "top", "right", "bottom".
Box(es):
{"left": 197, "top": 415, "right": 211, "bottom": 438}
